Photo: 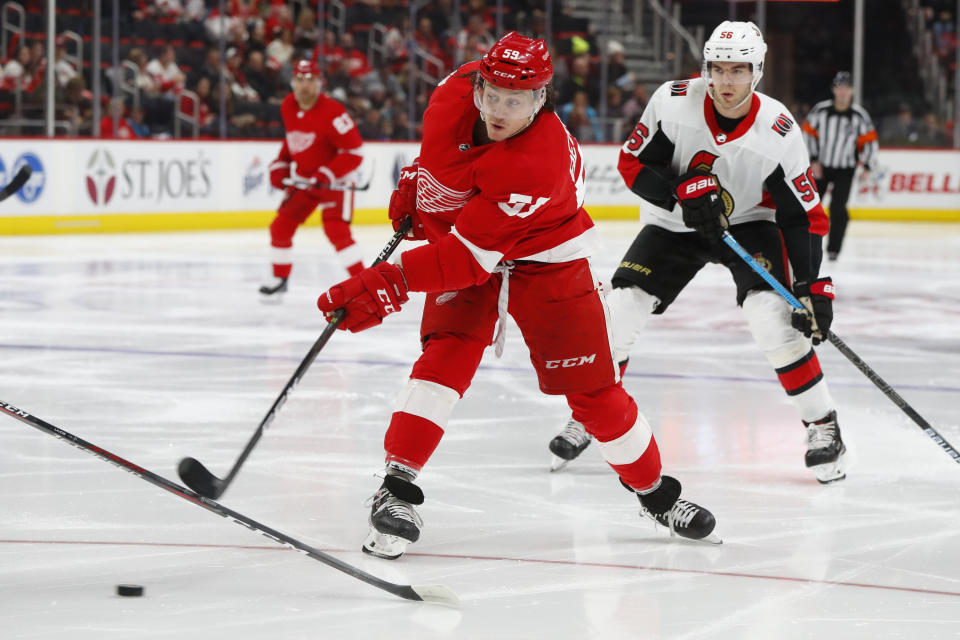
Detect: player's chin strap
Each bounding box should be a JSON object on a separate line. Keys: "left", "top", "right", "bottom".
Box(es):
{"left": 491, "top": 261, "right": 515, "bottom": 357}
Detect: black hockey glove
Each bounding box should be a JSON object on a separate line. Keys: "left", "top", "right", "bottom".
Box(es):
{"left": 790, "top": 277, "right": 835, "bottom": 345}
{"left": 672, "top": 169, "right": 728, "bottom": 240}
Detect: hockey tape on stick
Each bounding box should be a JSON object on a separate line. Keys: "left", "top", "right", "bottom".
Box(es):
{"left": 721, "top": 230, "right": 960, "bottom": 466}
{"left": 0, "top": 400, "right": 457, "bottom": 605}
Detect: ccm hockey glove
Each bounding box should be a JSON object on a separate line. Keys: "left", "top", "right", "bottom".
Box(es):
{"left": 672, "top": 169, "right": 728, "bottom": 240}
{"left": 317, "top": 262, "right": 409, "bottom": 332}
{"left": 790, "top": 277, "right": 835, "bottom": 345}
{"left": 388, "top": 162, "right": 427, "bottom": 240}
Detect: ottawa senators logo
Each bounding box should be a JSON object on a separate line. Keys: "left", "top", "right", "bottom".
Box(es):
{"left": 670, "top": 81, "right": 690, "bottom": 96}
{"left": 771, "top": 113, "right": 794, "bottom": 137}
{"left": 686, "top": 151, "right": 734, "bottom": 215}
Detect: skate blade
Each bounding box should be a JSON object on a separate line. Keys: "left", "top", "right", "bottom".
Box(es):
{"left": 362, "top": 529, "right": 411, "bottom": 560}
{"left": 550, "top": 455, "right": 573, "bottom": 472}
{"left": 811, "top": 453, "right": 847, "bottom": 484}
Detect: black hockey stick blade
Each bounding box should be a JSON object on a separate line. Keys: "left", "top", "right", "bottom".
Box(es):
{"left": 0, "top": 165, "right": 32, "bottom": 202}
{"left": 177, "top": 219, "right": 412, "bottom": 500}
{"left": 178, "top": 456, "right": 226, "bottom": 499}
{"left": 0, "top": 399, "right": 459, "bottom": 606}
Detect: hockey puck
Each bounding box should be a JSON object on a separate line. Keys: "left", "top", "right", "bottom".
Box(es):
{"left": 116, "top": 584, "right": 144, "bottom": 597}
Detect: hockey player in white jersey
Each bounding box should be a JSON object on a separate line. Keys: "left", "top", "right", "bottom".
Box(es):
{"left": 549, "top": 21, "right": 847, "bottom": 484}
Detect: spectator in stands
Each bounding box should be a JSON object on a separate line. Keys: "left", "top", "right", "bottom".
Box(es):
{"left": 933, "top": 9, "right": 956, "bottom": 60}
{"left": 180, "top": 75, "right": 215, "bottom": 134}
{"left": 557, "top": 53, "right": 600, "bottom": 107}
{"left": 621, "top": 82, "right": 649, "bottom": 127}
{"left": 128, "top": 105, "right": 150, "bottom": 138}
{"left": 559, "top": 88, "right": 604, "bottom": 142}
{"left": 53, "top": 37, "right": 78, "bottom": 89}
{"left": 192, "top": 47, "right": 222, "bottom": 87}
{"left": 247, "top": 20, "right": 269, "bottom": 57}
{"left": 917, "top": 112, "right": 949, "bottom": 147}
{"left": 358, "top": 105, "right": 387, "bottom": 140}
{"left": 340, "top": 32, "right": 372, "bottom": 79}
{"left": 606, "top": 41, "right": 632, "bottom": 88}
{"left": 604, "top": 85, "right": 625, "bottom": 141}
{"left": 146, "top": 45, "right": 186, "bottom": 98}
{"left": 99, "top": 97, "right": 140, "bottom": 139}
{"left": 266, "top": 27, "right": 295, "bottom": 76}
{"left": 264, "top": 3, "right": 295, "bottom": 43}
{"left": 128, "top": 48, "right": 160, "bottom": 95}
{"left": 244, "top": 50, "right": 280, "bottom": 104}
{"left": 882, "top": 103, "right": 920, "bottom": 145}
{"left": 315, "top": 30, "right": 345, "bottom": 75}
{"left": 460, "top": 33, "right": 487, "bottom": 63}
{"left": 294, "top": 7, "right": 321, "bottom": 51}
{"left": 414, "top": 16, "right": 448, "bottom": 79}
{"left": 2, "top": 45, "right": 33, "bottom": 91}
{"left": 58, "top": 75, "right": 93, "bottom": 135}
{"left": 457, "top": 13, "right": 494, "bottom": 63}
{"left": 384, "top": 14, "right": 411, "bottom": 69}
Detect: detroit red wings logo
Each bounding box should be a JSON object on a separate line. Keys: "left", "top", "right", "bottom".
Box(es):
{"left": 286, "top": 131, "right": 317, "bottom": 154}
{"left": 686, "top": 150, "right": 734, "bottom": 215}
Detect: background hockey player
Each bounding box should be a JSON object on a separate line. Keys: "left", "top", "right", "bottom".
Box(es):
{"left": 549, "top": 21, "right": 847, "bottom": 485}
{"left": 261, "top": 59, "right": 366, "bottom": 299}
{"left": 317, "top": 32, "right": 721, "bottom": 559}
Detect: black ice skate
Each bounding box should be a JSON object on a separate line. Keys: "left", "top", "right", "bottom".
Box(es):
{"left": 623, "top": 476, "right": 721, "bottom": 544}
{"left": 362, "top": 474, "right": 424, "bottom": 560}
{"left": 549, "top": 418, "right": 592, "bottom": 471}
{"left": 804, "top": 411, "right": 847, "bottom": 484}
{"left": 258, "top": 277, "right": 288, "bottom": 302}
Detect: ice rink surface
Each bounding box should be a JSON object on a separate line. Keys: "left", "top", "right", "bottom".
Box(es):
{"left": 1, "top": 220, "right": 959, "bottom": 639}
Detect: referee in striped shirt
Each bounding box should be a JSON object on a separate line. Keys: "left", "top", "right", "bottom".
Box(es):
{"left": 802, "top": 71, "right": 878, "bottom": 261}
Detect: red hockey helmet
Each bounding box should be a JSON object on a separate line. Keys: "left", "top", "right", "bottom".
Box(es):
{"left": 479, "top": 31, "right": 553, "bottom": 90}
{"left": 292, "top": 59, "right": 321, "bottom": 79}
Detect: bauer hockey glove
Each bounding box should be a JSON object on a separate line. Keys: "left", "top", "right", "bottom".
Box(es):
{"left": 672, "top": 169, "right": 728, "bottom": 240}
{"left": 388, "top": 162, "right": 427, "bottom": 241}
{"left": 790, "top": 277, "right": 835, "bottom": 345}
{"left": 317, "top": 262, "right": 409, "bottom": 332}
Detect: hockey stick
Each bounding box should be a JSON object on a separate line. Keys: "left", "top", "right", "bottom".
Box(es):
{"left": 178, "top": 218, "right": 413, "bottom": 499}
{"left": 282, "top": 159, "right": 375, "bottom": 192}
{"left": 0, "top": 165, "right": 32, "bottom": 203}
{"left": 721, "top": 230, "right": 960, "bottom": 465}
{"left": 0, "top": 400, "right": 458, "bottom": 606}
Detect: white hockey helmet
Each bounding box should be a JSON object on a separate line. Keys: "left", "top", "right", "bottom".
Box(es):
{"left": 701, "top": 21, "right": 767, "bottom": 92}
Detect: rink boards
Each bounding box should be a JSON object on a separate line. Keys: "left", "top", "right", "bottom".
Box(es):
{"left": 0, "top": 139, "right": 957, "bottom": 234}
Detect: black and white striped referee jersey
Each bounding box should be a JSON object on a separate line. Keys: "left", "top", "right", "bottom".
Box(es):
{"left": 801, "top": 100, "right": 878, "bottom": 171}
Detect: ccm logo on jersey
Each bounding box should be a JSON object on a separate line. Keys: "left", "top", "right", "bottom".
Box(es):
{"left": 545, "top": 354, "right": 596, "bottom": 369}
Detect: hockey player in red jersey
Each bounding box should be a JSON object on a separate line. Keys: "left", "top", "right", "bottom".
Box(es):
{"left": 260, "top": 59, "right": 365, "bottom": 299}
{"left": 316, "top": 32, "right": 720, "bottom": 559}
{"left": 548, "top": 21, "right": 847, "bottom": 484}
